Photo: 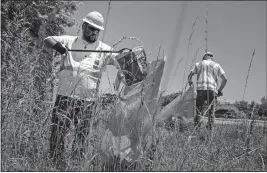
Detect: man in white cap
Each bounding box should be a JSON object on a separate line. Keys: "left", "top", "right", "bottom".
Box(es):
{"left": 188, "top": 52, "right": 227, "bottom": 128}
{"left": 44, "top": 11, "right": 119, "bottom": 161}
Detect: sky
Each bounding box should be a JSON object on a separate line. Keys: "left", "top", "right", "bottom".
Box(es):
{"left": 65, "top": 1, "right": 266, "bottom": 104}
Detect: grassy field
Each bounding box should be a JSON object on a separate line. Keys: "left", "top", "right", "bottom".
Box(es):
{"left": 1, "top": 111, "right": 266, "bottom": 172}
{"left": 202, "top": 117, "right": 267, "bottom": 127}
{"left": 1, "top": 1, "right": 266, "bottom": 172}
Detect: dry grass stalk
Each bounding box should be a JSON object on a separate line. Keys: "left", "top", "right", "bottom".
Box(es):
{"left": 169, "top": 57, "right": 184, "bottom": 88}
{"left": 112, "top": 36, "right": 143, "bottom": 49}
{"left": 205, "top": 5, "right": 208, "bottom": 53}
{"left": 245, "top": 104, "right": 256, "bottom": 156}
{"left": 150, "top": 42, "right": 165, "bottom": 152}
{"left": 181, "top": 16, "right": 198, "bottom": 92}
{"left": 101, "top": 0, "right": 112, "bottom": 44}
{"left": 242, "top": 49, "right": 256, "bottom": 101}
{"left": 259, "top": 152, "right": 265, "bottom": 171}
{"left": 190, "top": 46, "right": 203, "bottom": 70}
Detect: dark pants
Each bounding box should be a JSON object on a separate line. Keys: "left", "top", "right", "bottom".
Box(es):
{"left": 194, "top": 90, "right": 217, "bottom": 128}
{"left": 50, "top": 95, "right": 95, "bottom": 161}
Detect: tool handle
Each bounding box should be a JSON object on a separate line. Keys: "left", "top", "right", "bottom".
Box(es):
{"left": 67, "top": 47, "right": 132, "bottom": 54}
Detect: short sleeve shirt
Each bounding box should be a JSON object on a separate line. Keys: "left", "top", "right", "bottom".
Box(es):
{"left": 191, "top": 60, "right": 225, "bottom": 93}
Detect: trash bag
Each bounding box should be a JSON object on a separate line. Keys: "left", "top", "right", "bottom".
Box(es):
{"left": 155, "top": 85, "right": 196, "bottom": 122}
{"left": 100, "top": 59, "right": 165, "bottom": 162}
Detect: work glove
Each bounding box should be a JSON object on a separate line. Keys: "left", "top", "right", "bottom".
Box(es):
{"left": 52, "top": 42, "right": 67, "bottom": 55}
{"left": 218, "top": 90, "right": 223, "bottom": 97}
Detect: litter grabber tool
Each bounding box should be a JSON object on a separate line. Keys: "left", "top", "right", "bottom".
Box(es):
{"left": 49, "top": 37, "right": 132, "bottom": 55}
{"left": 68, "top": 46, "right": 148, "bottom": 87}
{"left": 52, "top": 39, "right": 148, "bottom": 87}
{"left": 67, "top": 47, "right": 132, "bottom": 54}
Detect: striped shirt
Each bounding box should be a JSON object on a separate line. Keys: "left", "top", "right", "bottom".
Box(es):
{"left": 191, "top": 60, "right": 225, "bottom": 93}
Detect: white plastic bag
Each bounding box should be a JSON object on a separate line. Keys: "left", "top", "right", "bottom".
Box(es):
{"left": 101, "top": 59, "right": 165, "bottom": 162}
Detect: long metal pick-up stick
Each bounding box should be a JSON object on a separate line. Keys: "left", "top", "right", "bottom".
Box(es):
{"left": 67, "top": 48, "right": 132, "bottom": 54}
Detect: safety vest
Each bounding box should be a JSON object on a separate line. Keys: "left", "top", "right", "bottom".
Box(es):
{"left": 48, "top": 35, "right": 113, "bottom": 101}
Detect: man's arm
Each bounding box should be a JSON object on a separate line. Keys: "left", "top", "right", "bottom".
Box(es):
{"left": 188, "top": 71, "right": 195, "bottom": 86}
{"left": 44, "top": 37, "right": 58, "bottom": 48}
{"left": 218, "top": 73, "right": 227, "bottom": 92}
{"left": 216, "top": 64, "right": 227, "bottom": 96}
{"left": 43, "top": 36, "right": 68, "bottom": 54}
{"left": 188, "top": 63, "right": 198, "bottom": 86}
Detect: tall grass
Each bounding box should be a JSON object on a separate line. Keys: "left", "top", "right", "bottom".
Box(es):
{"left": 1, "top": 2, "right": 266, "bottom": 172}
{"left": 2, "top": 83, "right": 266, "bottom": 172}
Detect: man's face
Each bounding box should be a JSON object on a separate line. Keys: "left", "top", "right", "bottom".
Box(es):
{"left": 82, "top": 22, "right": 100, "bottom": 43}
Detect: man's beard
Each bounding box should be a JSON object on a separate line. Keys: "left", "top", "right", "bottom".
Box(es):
{"left": 83, "top": 32, "right": 98, "bottom": 43}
